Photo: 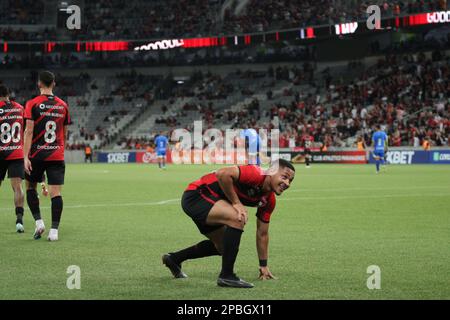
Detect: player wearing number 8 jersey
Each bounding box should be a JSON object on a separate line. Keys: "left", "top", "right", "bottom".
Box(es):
{"left": 24, "top": 71, "right": 71, "bottom": 241}
{"left": 0, "top": 85, "right": 26, "bottom": 234}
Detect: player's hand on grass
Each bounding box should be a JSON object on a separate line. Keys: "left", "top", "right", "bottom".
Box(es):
{"left": 24, "top": 158, "right": 32, "bottom": 175}
{"left": 233, "top": 202, "right": 248, "bottom": 225}
{"left": 259, "top": 267, "right": 277, "bottom": 280}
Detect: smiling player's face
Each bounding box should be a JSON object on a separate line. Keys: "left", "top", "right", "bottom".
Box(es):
{"left": 270, "top": 166, "right": 295, "bottom": 195}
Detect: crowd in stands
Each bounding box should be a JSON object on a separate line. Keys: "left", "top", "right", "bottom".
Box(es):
{"left": 1, "top": 0, "right": 448, "bottom": 41}
{"left": 1, "top": 50, "right": 448, "bottom": 151}
{"left": 138, "top": 50, "right": 448, "bottom": 150}
{"left": 230, "top": 51, "right": 449, "bottom": 148}
{"left": 224, "top": 0, "right": 449, "bottom": 33}
{"left": 109, "top": 50, "right": 449, "bottom": 151}
{"left": 0, "top": 71, "right": 90, "bottom": 102}
{"left": 0, "top": 0, "right": 45, "bottom": 25}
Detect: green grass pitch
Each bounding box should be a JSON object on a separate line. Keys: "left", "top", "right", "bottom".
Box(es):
{"left": 0, "top": 163, "right": 449, "bottom": 300}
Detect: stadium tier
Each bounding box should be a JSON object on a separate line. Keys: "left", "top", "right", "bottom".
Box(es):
{"left": 1, "top": 0, "right": 448, "bottom": 40}
{"left": 1, "top": 0, "right": 450, "bottom": 306}
{"left": 1, "top": 50, "right": 448, "bottom": 150}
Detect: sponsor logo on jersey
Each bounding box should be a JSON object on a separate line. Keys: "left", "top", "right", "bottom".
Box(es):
{"left": 39, "top": 104, "right": 64, "bottom": 110}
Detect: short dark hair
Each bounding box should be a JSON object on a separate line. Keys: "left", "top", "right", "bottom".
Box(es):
{"left": 39, "top": 71, "right": 55, "bottom": 87}
{"left": 274, "top": 159, "right": 295, "bottom": 172}
{"left": 0, "top": 85, "right": 9, "bottom": 97}
{"left": 375, "top": 124, "right": 381, "bottom": 130}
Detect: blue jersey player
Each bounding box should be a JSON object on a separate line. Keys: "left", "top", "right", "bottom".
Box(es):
{"left": 371, "top": 125, "right": 388, "bottom": 173}
{"left": 154, "top": 133, "right": 169, "bottom": 169}
{"left": 240, "top": 128, "right": 261, "bottom": 166}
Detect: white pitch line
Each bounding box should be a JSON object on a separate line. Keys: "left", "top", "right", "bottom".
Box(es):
{"left": 0, "top": 193, "right": 448, "bottom": 212}
{"left": 0, "top": 199, "right": 180, "bottom": 212}
{"left": 289, "top": 186, "right": 449, "bottom": 193}
{"left": 277, "top": 193, "right": 450, "bottom": 201}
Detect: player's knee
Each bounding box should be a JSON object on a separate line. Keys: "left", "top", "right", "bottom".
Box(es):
{"left": 50, "top": 190, "right": 62, "bottom": 198}
{"left": 48, "top": 186, "right": 62, "bottom": 198}
{"left": 16, "top": 188, "right": 24, "bottom": 200}
{"left": 227, "top": 218, "right": 245, "bottom": 231}
{"left": 11, "top": 180, "right": 23, "bottom": 193}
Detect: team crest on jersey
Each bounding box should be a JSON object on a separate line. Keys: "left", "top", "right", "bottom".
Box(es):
{"left": 258, "top": 196, "right": 268, "bottom": 207}
{"left": 247, "top": 186, "right": 262, "bottom": 198}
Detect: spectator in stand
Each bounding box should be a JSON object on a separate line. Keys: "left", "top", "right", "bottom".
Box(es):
{"left": 422, "top": 136, "right": 431, "bottom": 151}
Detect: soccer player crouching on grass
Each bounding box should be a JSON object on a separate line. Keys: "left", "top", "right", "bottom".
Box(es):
{"left": 162, "top": 159, "right": 295, "bottom": 288}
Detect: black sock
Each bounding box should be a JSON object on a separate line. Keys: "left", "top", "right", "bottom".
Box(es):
{"left": 51, "top": 196, "right": 63, "bottom": 229}
{"left": 306, "top": 156, "right": 310, "bottom": 166}
{"left": 15, "top": 207, "right": 24, "bottom": 224}
{"left": 171, "top": 240, "right": 220, "bottom": 265}
{"left": 220, "top": 226, "right": 243, "bottom": 278}
{"left": 26, "top": 189, "right": 41, "bottom": 221}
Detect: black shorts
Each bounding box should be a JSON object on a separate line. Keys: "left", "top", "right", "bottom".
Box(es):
{"left": 25, "top": 160, "right": 65, "bottom": 185}
{"left": 0, "top": 159, "right": 24, "bottom": 181}
{"left": 181, "top": 188, "right": 223, "bottom": 235}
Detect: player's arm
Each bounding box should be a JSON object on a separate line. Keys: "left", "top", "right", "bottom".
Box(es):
{"left": 215, "top": 166, "right": 248, "bottom": 224}
{"left": 64, "top": 125, "right": 69, "bottom": 149}
{"left": 63, "top": 104, "right": 71, "bottom": 149}
{"left": 256, "top": 219, "right": 276, "bottom": 280}
{"left": 23, "top": 119, "right": 34, "bottom": 174}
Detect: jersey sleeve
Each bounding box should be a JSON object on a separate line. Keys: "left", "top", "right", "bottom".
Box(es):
{"left": 237, "top": 165, "right": 264, "bottom": 185}
{"left": 256, "top": 193, "right": 276, "bottom": 223}
{"left": 64, "top": 104, "right": 72, "bottom": 125}
{"left": 24, "top": 100, "right": 35, "bottom": 121}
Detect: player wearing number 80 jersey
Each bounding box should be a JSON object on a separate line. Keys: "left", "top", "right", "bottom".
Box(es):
{"left": 24, "top": 71, "right": 71, "bottom": 241}
{"left": 0, "top": 85, "right": 26, "bottom": 234}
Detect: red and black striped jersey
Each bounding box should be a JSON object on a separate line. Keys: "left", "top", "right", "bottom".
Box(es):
{"left": 0, "top": 100, "right": 25, "bottom": 160}
{"left": 24, "top": 94, "right": 71, "bottom": 161}
{"left": 186, "top": 165, "right": 276, "bottom": 223}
